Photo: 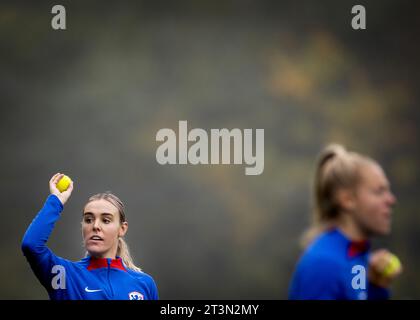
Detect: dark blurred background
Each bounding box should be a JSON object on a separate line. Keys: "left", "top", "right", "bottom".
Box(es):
{"left": 1, "top": 0, "right": 419, "bottom": 299}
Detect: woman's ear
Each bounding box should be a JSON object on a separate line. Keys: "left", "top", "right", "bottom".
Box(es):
{"left": 119, "top": 221, "right": 128, "bottom": 237}
{"left": 336, "top": 188, "right": 356, "bottom": 212}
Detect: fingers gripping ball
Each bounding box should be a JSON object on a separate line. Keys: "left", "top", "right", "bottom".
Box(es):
{"left": 56, "top": 175, "right": 72, "bottom": 192}
{"left": 382, "top": 254, "right": 401, "bottom": 277}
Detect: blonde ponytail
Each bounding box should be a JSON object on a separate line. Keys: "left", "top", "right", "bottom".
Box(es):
{"left": 117, "top": 237, "right": 142, "bottom": 272}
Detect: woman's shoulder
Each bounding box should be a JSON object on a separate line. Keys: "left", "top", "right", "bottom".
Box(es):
{"left": 306, "top": 229, "right": 346, "bottom": 253}
{"left": 298, "top": 229, "right": 349, "bottom": 271}
{"left": 126, "top": 268, "right": 157, "bottom": 284}
{"left": 126, "top": 268, "right": 159, "bottom": 299}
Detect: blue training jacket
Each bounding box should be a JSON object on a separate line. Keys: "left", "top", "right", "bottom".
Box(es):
{"left": 21, "top": 194, "right": 159, "bottom": 300}
{"left": 288, "top": 228, "right": 389, "bottom": 300}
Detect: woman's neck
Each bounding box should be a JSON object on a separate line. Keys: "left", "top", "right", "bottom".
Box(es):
{"left": 336, "top": 213, "right": 368, "bottom": 242}
{"left": 90, "top": 250, "right": 117, "bottom": 260}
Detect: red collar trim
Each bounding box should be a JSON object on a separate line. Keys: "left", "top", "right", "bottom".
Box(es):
{"left": 347, "top": 240, "right": 370, "bottom": 258}
{"left": 87, "top": 257, "right": 127, "bottom": 271}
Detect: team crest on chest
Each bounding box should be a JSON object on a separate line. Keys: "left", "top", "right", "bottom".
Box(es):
{"left": 129, "top": 291, "right": 144, "bottom": 300}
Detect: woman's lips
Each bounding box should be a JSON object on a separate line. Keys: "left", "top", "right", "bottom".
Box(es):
{"left": 89, "top": 235, "right": 103, "bottom": 240}
{"left": 88, "top": 235, "right": 104, "bottom": 244}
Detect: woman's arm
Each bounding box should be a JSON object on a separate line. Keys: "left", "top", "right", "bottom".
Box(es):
{"left": 21, "top": 173, "right": 73, "bottom": 288}
{"left": 21, "top": 194, "right": 64, "bottom": 257}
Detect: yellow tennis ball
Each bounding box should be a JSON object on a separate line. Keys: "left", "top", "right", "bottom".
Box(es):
{"left": 382, "top": 254, "right": 401, "bottom": 277}
{"left": 56, "top": 175, "right": 72, "bottom": 192}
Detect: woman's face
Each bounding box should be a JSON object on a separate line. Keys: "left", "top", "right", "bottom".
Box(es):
{"left": 351, "top": 163, "right": 397, "bottom": 237}
{"left": 82, "top": 199, "right": 127, "bottom": 259}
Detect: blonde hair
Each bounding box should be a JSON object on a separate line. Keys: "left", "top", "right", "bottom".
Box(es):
{"left": 84, "top": 192, "right": 142, "bottom": 272}
{"left": 301, "top": 144, "right": 377, "bottom": 247}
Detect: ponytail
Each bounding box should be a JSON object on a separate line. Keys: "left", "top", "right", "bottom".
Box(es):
{"left": 117, "top": 237, "right": 142, "bottom": 272}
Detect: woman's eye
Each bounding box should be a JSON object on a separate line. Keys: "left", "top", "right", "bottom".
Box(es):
{"left": 374, "top": 188, "right": 386, "bottom": 195}
{"left": 103, "top": 219, "right": 111, "bottom": 224}
{"left": 85, "top": 218, "right": 93, "bottom": 223}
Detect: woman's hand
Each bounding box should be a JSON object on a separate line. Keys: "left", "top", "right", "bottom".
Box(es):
{"left": 368, "top": 249, "right": 403, "bottom": 288}
{"left": 49, "top": 173, "right": 74, "bottom": 205}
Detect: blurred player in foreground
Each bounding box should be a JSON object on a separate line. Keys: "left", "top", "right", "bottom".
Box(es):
{"left": 289, "top": 144, "right": 402, "bottom": 300}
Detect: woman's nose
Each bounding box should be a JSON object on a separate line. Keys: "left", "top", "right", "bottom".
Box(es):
{"left": 93, "top": 220, "right": 101, "bottom": 230}
{"left": 388, "top": 191, "right": 397, "bottom": 206}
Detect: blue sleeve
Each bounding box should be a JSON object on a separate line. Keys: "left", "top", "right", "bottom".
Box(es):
{"left": 368, "top": 282, "right": 390, "bottom": 300}
{"left": 147, "top": 275, "right": 159, "bottom": 300}
{"left": 21, "top": 195, "right": 64, "bottom": 289}
{"left": 289, "top": 254, "right": 344, "bottom": 300}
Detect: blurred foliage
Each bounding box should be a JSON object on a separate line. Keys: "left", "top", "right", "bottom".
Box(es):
{"left": 1, "top": 0, "right": 419, "bottom": 299}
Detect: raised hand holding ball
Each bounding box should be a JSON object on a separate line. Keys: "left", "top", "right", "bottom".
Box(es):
{"left": 49, "top": 173, "right": 74, "bottom": 205}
